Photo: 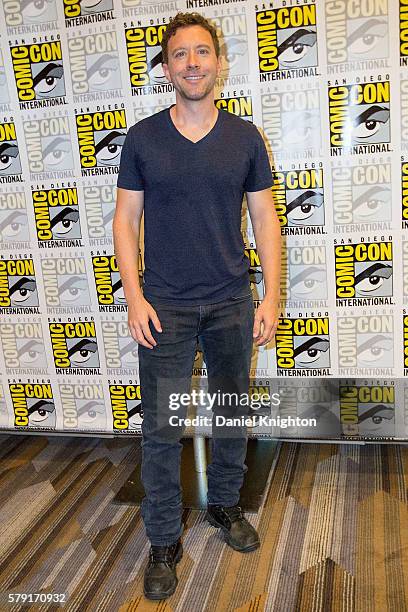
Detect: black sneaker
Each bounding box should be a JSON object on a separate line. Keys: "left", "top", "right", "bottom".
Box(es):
{"left": 143, "top": 539, "right": 183, "bottom": 600}
{"left": 206, "top": 504, "right": 260, "bottom": 552}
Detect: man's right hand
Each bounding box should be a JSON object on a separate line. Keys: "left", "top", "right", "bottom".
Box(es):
{"left": 128, "top": 295, "right": 162, "bottom": 349}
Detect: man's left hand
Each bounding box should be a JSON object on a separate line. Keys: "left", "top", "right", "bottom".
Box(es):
{"left": 253, "top": 297, "right": 280, "bottom": 346}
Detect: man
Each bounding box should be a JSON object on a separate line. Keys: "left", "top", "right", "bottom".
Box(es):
{"left": 113, "top": 12, "right": 281, "bottom": 601}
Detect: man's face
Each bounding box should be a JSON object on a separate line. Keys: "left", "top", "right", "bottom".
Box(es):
{"left": 162, "top": 25, "right": 221, "bottom": 101}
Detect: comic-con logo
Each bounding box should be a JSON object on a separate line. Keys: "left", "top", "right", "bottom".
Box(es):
{"left": 41, "top": 255, "right": 91, "bottom": 312}
{"left": 75, "top": 109, "right": 126, "bottom": 176}
{"left": 333, "top": 160, "right": 391, "bottom": 228}
{"left": 125, "top": 25, "right": 170, "bottom": 94}
{"left": 256, "top": 5, "right": 318, "bottom": 80}
{"left": 215, "top": 95, "right": 252, "bottom": 121}
{"left": 49, "top": 320, "right": 100, "bottom": 373}
{"left": 0, "top": 122, "right": 22, "bottom": 182}
{"left": 109, "top": 384, "right": 142, "bottom": 432}
{"left": 326, "top": 0, "right": 389, "bottom": 68}
{"left": 9, "top": 382, "right": 55, "bottom": 428}
{"left": 0, "top": 320, "right": 48, "bottom": 373}
{"left": 92, "top": 254, "right": 126, "bottom": 311}
{"left": 275, "top": 316, "right": 331, "bottom": 375}
{"left": 101, "top": 321, "right": 138, "bottom": 374}
{"left": 272, "top": 167, "right": 324, "bottom": 235}
{"left": 334, "top": 241, "right": 393, "bottom": 306}
{"left": 337, "top": 314, "right": 393, "bottom": 374}
{"left": 83, "top": 183, "right": 115, "bottom": 244}
{"left": 59, "top": 382, "right": 106, "bottom": 430}
{"left": 244, "top": 246, "right": 263, "bottom": 302}
{"left": 0, "top": 258, "right": 39, "bottom": 312}
{"left": 10, "top": 40, "right": 66, "bottom": 109}
{"left": 63, "top": 0, "right": 114, "bottom": 27}
{"left": 401, "top": 0, "right": 408, "bottom": 62}
{"left": 3, "top": 0, "right": 57, "bottom": 30}
{"left": 281, "top": 244, "right": 328, "bottom": 306}
{"left": 340, "top": 383, "right": 394, "bottom": 438}
{"left": 0, "top": 188, "right": 30, "bottom": 246}
{"left": 212, "top": 12, "right": 248, "bottom": 82}
{"left": 32, "top": 186, "right": 82, "bottom": 247}
{"left": 261, "top": 87, "right": 321, "bottom": 159}
{"left": 68, "top": 31, "right": 122, "bottom": 100}
{"left": 328, "top": 79, "right": 391, "bottom": 154}
{"left": 403, "top": 243, "right": 408, "bottom": 303}
{"left": 23, "top": 116, "right": 74, "bottom": 178}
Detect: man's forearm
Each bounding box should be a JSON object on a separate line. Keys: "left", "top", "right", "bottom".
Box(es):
{"left": 113, "top": 219, "right": 143, "bottom": 303}
{"left": 252, "top": 213, "right": 281, "bottom": 303}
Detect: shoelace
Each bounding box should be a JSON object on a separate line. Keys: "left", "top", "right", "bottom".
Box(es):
{"left": 149, "top": 544, "right": 177, "bottom": 566}
{"left": 222, "top": 505, "right": 244, "bottom": 523}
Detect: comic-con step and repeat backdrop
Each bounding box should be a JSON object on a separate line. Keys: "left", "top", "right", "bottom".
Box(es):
{"left": 1, "top": 0, "right": 408, "bottom": 440}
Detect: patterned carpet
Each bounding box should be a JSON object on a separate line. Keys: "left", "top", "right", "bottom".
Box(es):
{"left": 0, "top": 434, "right": 408, "bottom": 611}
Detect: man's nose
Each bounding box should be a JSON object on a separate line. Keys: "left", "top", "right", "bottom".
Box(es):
{"left": 186, "top": 51, "right": 200, "bottom": 68}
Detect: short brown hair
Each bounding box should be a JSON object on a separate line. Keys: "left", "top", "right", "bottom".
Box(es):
{"left": 161, "top": 12, "right": 220, "bottom": 64}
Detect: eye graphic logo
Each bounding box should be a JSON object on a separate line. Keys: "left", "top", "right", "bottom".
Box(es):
{"left": 41, "top": 256, "right": 90, "bottom": 311}
{"left": 75, "top": 109, "right": 126, "bottom": 176}
{"left": 272, "top": 168, "right": 324, "bottom": 231}
{"left": 340, "top": 384, "right": 394, "bottom": 438}
{"left": 59, "top": 383, "right": 106, "bottom": 430}
{"left": 337, "top": 315, "right": 394, "bottom": 372}
{"left": 24, "top": 116, "right": 74, "bottom": 176}
{"left": 0, "top": 321, "right": 48, "bottom": 372}
{"left": 215, "top": 96, "right": 252, "bottom": 121}
{"left": 261, "top": 89, "right": 321, "bottom": 157}
{"left": 328, "top": 81, "right": 390, "bottom": 150}
{"left": 326, "top": 2, "right": 388, "bottom": 65}
{"left": 49, "top": 321, "right": 100, "bottom": 373}
{"left": 332, "top": 162, "right": 392, "bottom": 226}
{"left": 63, "top": 0, "right": 114, "bottom": 25}
{"left": 283, "top": 245, "right": 327, "bottom": 303}
{"left": 109, "top": 384, "right": 143, "bottom": 432}
{"left": 92, "top": 254, "right": 126, "bottom": 311}
{"left": 275, "top": 317, "right": 331, "bottom": 375}
{"left": 101, "top": 321, "right": 138, "bottom": 373}
{"left": 4, "top": 0, "right": 57, "bottom": 28}
{"left": 125, "top": 26, "right": 167, "bottom": 91}
{"left": 68, "top": 32, "right": 122, "bottom": 98}
{"left": 256, "top": 5, "right": 318, "bottom": 77}
{"left": 83, "top": 183, "right": 116, "bottom": 243}
{"left": 0, "top": 258, "right": 38, "bottom": 310}
{"left": 334, "top": 241, "right": 393, "bottom": 305}
{"left": 0, "top": 123, "right": 22, "bottom": 179}
{"left": 32, "top": 187, "right": 82, "bottom": 245}
{"left": 10, "top": 383, "right": 55, "bottom": 429}
{"left": 10, "top": 41, "right": 66, "bottom": 108}
{"left": 212, "top": 14, "right": 248, "bottom": 79}
{"left": 0, "top": 189, "right": 30, "bottom": 245}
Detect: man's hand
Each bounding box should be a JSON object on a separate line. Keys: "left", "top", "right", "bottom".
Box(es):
{"left": 253, "top": 297, "right": 280, "bottom": 346}
{"left": 128, "top": 295, "right": 162, "bottom": 349}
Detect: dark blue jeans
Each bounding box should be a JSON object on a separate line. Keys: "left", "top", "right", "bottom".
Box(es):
{"left": 138, "top": 292, "right": 254, "bottom": 546}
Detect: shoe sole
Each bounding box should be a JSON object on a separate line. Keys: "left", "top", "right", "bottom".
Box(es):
{"left": 143, "top": 544, "right": 183, "bottom": 600}
{"left": 206, "top": 513, "right": 260, "bottom": 553}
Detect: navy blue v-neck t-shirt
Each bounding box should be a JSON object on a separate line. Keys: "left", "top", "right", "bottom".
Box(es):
{"left": 117, "top": 106, "right": 273, "bottom": 305}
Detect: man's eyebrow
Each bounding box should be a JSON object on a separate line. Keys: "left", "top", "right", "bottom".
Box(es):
{"left": 172, "top": 44, "right": 211, "bottom": 54}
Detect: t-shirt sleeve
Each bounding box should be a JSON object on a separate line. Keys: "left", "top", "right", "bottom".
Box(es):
{"left": 117, "top": 126, "right": 144, "bottom": 191}
{"left": 243, "top": 125, "right": 273, "bottom": 192}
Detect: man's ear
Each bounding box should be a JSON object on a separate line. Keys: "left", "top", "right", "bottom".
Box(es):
{"left": 162, "top": 62, "right": 171, "bottom": 82}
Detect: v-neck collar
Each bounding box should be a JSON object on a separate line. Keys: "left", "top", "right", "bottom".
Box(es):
{"left": 166, "top": 104, "right": 221, "bottom": 145}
